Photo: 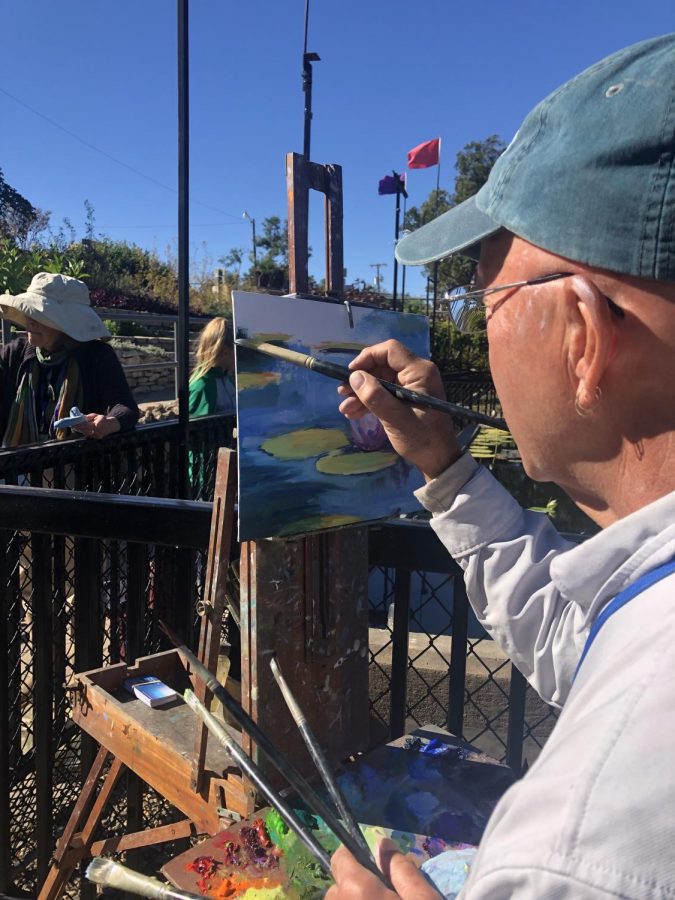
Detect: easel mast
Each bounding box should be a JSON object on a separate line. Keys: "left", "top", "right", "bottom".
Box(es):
{"left": 239, "top": 153, "right": 369, "bottom": 781}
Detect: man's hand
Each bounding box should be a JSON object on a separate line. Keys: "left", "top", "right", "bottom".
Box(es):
{"left": 338, "top": 340, "right": 461, "bottom": 481}
{"left": 73, "top": 413, "right": 121, "bottom": 440}
{"left": 325, "top": 841, "right": 443, "bottom": 900}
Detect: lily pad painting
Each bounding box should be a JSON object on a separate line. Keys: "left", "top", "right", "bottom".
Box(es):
{"left": 233, "top": 291, "right": 429, "bottom": 540}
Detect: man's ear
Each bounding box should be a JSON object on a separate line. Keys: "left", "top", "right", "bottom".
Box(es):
{"left": 566, "top": 276, "right": 616, "bottom": 412}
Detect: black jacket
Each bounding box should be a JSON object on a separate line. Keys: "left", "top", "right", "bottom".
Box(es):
{"left": 0, "top": 337, "right": 139, "bottom": 437}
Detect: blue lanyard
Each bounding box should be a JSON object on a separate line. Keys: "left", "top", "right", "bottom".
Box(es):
{"left": 574, "top": 557, "right": 675, "bottom": 681}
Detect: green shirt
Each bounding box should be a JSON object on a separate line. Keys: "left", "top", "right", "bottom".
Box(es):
{"left": 188, "top": 367, "right": 236, "bottom": 417}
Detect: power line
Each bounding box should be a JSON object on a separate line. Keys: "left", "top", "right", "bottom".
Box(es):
{"left": 99, "top": 222, "right": 247, "bottom": 229}
{"left": 0, "top": 86, "right": 242, "bottom": 221}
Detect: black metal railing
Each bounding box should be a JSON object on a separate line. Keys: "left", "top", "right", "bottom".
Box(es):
{"left": 0, "top": 413, "right": 235, "bottom": 501}
{"left": 0, "top": 485, "right": 558, "bottom": 897}
{"left": 443, "top": 373, "right": 499, "bottom": 420}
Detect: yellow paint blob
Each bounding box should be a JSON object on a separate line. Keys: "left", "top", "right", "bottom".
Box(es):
{"left": 261, "top": 428, "right": 350, "bottom": 460}
{"left": 316, "top": 451, "right": 397, "bottom": 475}
{"left": 239, "top": 887, "right": 290, "bottom": 899}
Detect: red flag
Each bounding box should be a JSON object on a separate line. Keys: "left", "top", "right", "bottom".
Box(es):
{"left": 407, "top": 138, "right": 440, "bottom": 169}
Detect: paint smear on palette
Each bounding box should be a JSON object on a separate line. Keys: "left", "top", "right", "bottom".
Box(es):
{"left": 162, "top": 809, "right": 474, "bottom": 899}
{"left": 164, "top": 812, "right": 335, "bottom": 900}
{"left": 334, "top": 734, "right": 516, "bottom": 846}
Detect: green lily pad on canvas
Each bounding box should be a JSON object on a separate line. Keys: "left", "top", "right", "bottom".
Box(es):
{"left": 314, "top": 341, "right": 366, "bottom": 353}
{"left": 238, "top": 331, "right": 293, "bottom": 344}
{"left": 237, "top": 371, "right": 282, "bottom": 391}
{"left": 261, "top": 428, "right": 350, "bottom": 460}
{"left": 316, "top": 450, "right": 397, "bottom": 475}
{"left": 278, "top": 513, "right": 362, "bottom": 537}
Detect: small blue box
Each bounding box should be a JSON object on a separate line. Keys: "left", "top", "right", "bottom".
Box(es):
{"left": 124, "top": 675, "right": 178, "bottom": 708}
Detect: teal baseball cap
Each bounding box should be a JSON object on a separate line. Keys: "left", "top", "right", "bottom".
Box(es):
{"left": 396, "top": 33, "right": 675, "bottom": 283}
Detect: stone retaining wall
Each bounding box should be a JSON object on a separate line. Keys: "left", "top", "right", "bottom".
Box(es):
{"left": 112, "top": 344, "right": 176, "bottom": 393}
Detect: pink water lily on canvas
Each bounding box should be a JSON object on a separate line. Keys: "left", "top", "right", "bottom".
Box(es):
{"left": 349, "top": 413, "right": 391, "bottom": 452}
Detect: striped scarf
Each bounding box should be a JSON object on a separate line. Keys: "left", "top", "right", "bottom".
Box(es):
{"left": 2, "top": 354, "right": 84, "bottom": 448}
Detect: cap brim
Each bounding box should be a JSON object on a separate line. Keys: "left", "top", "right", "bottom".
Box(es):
{"left": 395, "top": 194, "right": 502, "bottom": 266}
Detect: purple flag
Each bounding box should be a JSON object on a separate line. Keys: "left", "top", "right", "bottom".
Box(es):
{"left": 378, "top": 173, "right": 406, "bottom": 195}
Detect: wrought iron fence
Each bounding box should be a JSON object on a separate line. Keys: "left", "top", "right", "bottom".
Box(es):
{"left": 443, "top": 373, "right": 500, "bottom": 420}
{"left": 0, "top": 413, "right": 234, "bottom": 501}
{"left": 0, "top": 416, "right": 560, "bottom": 897}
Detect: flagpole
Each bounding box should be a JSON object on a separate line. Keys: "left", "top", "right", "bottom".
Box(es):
{"left": 392, "top": 173, "right": 402, "bottom": 312}
{"left": 400, "top": 194, "right": 407, "bottom": 308}
{"left": 431, "top": 138, "right": 441, "bottom": 348}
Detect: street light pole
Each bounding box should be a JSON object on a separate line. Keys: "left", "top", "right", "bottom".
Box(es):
{"left": 177, "top": 0, "right": 190, "bottom": 500}
{"left": 302, "top": 0, "right": 320, "bottom": 160}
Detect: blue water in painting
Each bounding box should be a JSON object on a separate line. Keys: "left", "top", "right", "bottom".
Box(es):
{"left": 234, "top": 294, "right": 430, "bottom": 541}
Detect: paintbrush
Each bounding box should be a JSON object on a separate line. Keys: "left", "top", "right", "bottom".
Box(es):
{"left": 269, "top": 656, "right": 372, "bottom": 862}
{"left": 158, "top": 621, "right": 390, "bottom": 886}
{"left": 183, "top": 688, "right": 333, "bottom": 876}
{"left": 86, "top": 858, "right": 202, "bottom": 900}
{"left": 235, "top": 337, "right": 507, "bottom": 430}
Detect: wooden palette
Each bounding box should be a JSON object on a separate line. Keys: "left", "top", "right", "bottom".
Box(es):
{"left": 162, "top": 807, "right": 475, "bottom": 899}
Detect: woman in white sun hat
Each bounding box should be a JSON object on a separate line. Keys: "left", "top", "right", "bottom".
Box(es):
{"left": 0, "top": 272, "right": 139, "bottom": 447}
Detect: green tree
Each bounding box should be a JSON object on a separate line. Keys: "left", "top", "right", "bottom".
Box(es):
{"left": 404, "top": 135, "right": 505, "bottom": 293}
{"left": 253, "top": 215, "right": 289, "bottom": 291}
{"left": 0, "top": 168, "right": 42, "bottom": 247}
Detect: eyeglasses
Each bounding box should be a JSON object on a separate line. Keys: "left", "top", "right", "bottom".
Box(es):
{"left": 444, "top": 272, "right": 573, "bottom": 334}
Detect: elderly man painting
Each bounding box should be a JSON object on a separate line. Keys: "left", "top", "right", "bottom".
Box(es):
{"left": 328, "top": 34, "right": 675, "bottom": 900}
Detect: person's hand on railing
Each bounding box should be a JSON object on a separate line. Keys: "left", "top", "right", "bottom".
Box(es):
{"left": 73, "top": 413, "right": 121, "bottom": 440}
{"left": 338, "top": 340, "right": 461, "bottom": 481}
{"left": 326, "top": 841, "right": 443, "bottom": 900}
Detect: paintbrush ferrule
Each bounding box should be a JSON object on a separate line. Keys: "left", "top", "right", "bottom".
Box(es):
{"left": 86, "top": 858, "right": 202, "bottom": 900}
{"left": 269, "top": 657, "right": 307, "bottom": 725}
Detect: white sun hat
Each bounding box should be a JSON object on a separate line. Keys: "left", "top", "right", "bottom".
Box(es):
{"left": 0, "top": 272, "right": 111, "bottom": 342}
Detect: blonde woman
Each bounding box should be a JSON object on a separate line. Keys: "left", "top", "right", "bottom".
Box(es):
{"left": 188, "top": 317, "right": 236, "bottom": 417}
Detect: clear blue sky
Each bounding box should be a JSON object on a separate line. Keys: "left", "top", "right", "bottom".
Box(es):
{"left": 1, "top": 1, "right": 672, "bottom": 299}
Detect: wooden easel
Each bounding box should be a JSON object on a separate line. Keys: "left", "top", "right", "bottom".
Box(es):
{"left": 239, "top": 154, "right": 370, "bottom": 781}
{"left": 38, "top": 449, "right": 247, "bottom": 900}
{"left": 40, "top": 155, "right": 373, "bottom": 897}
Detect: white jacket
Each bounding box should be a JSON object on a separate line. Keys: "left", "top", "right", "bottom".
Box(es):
{"left": 415, "top": 455, "right": 675, "bottom": 899}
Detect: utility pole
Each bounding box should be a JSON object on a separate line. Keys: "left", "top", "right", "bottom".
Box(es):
{"left": 243, "top": 211, "right": 257, "bottom": 273}
{"left": 370, "top": 262, "right": 387, "bottom": 293}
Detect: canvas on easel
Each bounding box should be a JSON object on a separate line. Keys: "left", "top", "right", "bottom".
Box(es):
{"left": 233, "top": 290, "right": 429, "bottom": 541}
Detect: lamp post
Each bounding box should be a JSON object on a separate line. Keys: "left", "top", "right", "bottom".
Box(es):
{"left": 243, "top": 211, "right": 257, "bottom": 274}
{"left": 302, "top": 0, "right": 320, "bottom": 160}
{"left": 177, "top": 0, "right": 190, "bottom": 500}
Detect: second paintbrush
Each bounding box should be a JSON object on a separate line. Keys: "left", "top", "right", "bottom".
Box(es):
{"left": 235, "top": 338, "right": 507, "bottom": 430}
